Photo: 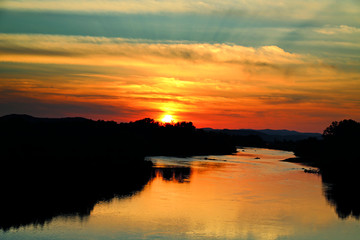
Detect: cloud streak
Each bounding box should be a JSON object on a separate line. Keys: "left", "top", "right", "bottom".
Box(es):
{"left": 315, "top": 25, "right": 360, "bottom": 35}
{"left": 0, "top": 34, "right": 306, "bottom": 66}
{"left": 0, "top": 0, "right": 337, "bottom": 14}
{"left": 1, "top": 0, "right": 359, "bottom": 23}
{"left": 1, "top": 33, "right": 359, "bottom": 131}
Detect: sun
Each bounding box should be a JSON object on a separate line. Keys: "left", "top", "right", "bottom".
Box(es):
{"left": 161, "top": 114, "right": 174, "bottom": 123}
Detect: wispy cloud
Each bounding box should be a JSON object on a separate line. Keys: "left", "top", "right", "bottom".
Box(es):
{"left": 0, "top": 34, "right": 306, "bottom": 66}
{"left": 1, "top": 0, "right": 359, "bottom": 131}
{"left": 1, "top": 33, "right": 359, "bottom": 131}
{"left": 0, "top": 0, "right": 318, "bottom": 14}
{"left": 315, "top": 25, "right": 360, "bottom": 35}
{"left": 1, "top": 0, "right": 357, "bottom": 22}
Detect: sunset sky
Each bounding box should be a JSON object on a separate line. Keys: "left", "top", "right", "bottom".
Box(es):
{"left": 0, "top": 0, "right": 359, "bottom": 132}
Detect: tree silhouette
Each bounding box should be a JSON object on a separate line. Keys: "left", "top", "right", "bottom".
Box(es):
{"left": 323, "top": 119, "right": 360, "bottom": 140}
{"left": 292, "top": 119, "right": 360, "bottom": 219}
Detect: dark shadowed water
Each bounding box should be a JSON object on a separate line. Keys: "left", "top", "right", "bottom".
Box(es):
{"left": 1, "top": 148, "right": 359, "bottom": 240}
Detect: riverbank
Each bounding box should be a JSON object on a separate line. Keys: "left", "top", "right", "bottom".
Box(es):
{"left": 282, "top": 157, "right": 321, "bottom": 168}
{"left": 282, "top": 155, "right": 360, "bottom": 219}
{"left": 0, "top": 114, "right": 237, "bottom": 231}
{"left": 0, "top": 160, "right": 154, "bottom": 231}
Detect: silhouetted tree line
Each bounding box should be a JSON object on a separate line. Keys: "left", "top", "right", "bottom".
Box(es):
{"left": 293, "top": 119, "right": 360, "bottom": 168}
{"left": 0, "top": 114, "right": 237, "bottom": 230}
{"left": 289, "top": 119, "right": 360, "bottom": 219}
{"left": 0, "top": 114, "right": 236, "bottom": 165}
{"left": 2, "top": 114, "right": 359, "bottom": 226}
{"left": 124, "top": 117, "right": 236, "bottom": 156}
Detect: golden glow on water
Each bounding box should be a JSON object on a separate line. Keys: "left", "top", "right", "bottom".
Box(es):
{"left": 2, "top": 148, "right": 360, "bottom": 240}
{"left": 82, "top": 148, "right": 359, "bottom": 240}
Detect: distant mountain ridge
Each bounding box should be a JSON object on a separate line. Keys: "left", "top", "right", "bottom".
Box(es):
{"left": 201, "top": 128, "right": 322, "bottom": 142}
{"left": 1, "top": 114, "right": 322, "bottom": 142}
{"left": 0, "top": 114, "right": 91, "bottom": 123}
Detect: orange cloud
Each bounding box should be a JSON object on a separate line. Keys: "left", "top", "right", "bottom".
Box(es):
{"left": 0, "top": 34, "right": 359, "bottom": 131}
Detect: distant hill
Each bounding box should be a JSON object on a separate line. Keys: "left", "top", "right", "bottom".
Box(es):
{"left": 201, "top": 128, "right": 322, "bottom": 142}
{"left": 0, "top": 114, "right": 92, "bottom": 123}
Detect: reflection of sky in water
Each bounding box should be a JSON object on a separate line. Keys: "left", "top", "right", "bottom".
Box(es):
{"left": 151, "top": 147, "right": 298, "bottom": 173}
{"left": 2, "top": 148, "right": 360, "bottom": 240}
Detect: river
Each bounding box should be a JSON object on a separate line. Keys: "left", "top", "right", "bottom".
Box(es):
{"left": 1, "top": 148, "right": 359, "bottom": 240}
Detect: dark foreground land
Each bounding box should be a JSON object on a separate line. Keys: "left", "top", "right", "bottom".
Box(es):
{"left": 0, "top": 115, "right": 359, "bottom": 230}
{"left": 0, "top": 114, "right": 237, "bottom": 230}
{"left": 284, "top": 119, "right": 360, "bottom": 219}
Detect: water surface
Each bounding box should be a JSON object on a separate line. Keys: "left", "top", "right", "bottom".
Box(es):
{"left": 2, "top": 148, "right": 359, "bottom": 240}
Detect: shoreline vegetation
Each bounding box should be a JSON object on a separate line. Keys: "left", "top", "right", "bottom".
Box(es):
{"left": 0, "top": 115, "right": 359, "bottom": 230}
{"left": 0, "top": 114, "right": 237, "bottom": 231}
{"left": 283, "top": 119, "right": 360, "bottom": 219}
